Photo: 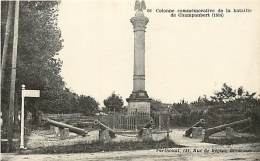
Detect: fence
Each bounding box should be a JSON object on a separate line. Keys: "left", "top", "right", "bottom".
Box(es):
{"left": 152, "top": 113, "right": 170, "bottom": 130}
{"left": 44, "top": 112, "right": 170, "bottom": 131}
{"left": 99, "top": 111, "right": 170, "bottom": 131}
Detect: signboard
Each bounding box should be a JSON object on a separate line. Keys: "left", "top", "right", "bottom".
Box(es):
{"left": 22, "top": 90, "right": 40, "bottom": 98}
{"left": 20, "top": 85, "right": 40, "bottom": 149}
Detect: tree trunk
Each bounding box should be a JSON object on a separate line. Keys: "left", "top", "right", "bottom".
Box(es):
{"left": 0, "top": 0, "right": 2, "bottom": 153}
{"left": 1, "top": 1, "right": 14, "bottom": 86}
{"left": 14, "top": 93, "right": 19, "bottom": 126}
{"left": 7, "top": 0, "right": 19, "bottom": 152}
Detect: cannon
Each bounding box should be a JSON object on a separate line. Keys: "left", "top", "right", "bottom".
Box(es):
{"left": 138, "top": 120, "right": 154, "bottom": 137}
{"left": 93, "top": 120, "right": 116, "bottom": 138}
{"left": 204, "top": 117, "right": 251, "bottom": 140}
{"left": 184, "top": 119, "right": 206, "bottom": 137}
{"left": 144, "top": 119, "right": 154, "bottom": 128}
{"left": 43, "top": 118, "right": 87, "bottom": 136}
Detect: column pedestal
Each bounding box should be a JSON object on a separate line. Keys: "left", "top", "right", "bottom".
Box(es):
{"left": 127, "top": 90, "right": 151, "bottom": 114}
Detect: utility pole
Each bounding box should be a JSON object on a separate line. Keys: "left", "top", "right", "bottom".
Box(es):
{"left": 0, "top": 0, "right": 2, "bottom": 154}
{"left": 2, "top": 1, "right": 14, "bottom": 85}
{"left": 1, "top": 3, "right": 14, "bottom": 152}
{"left": 8, "top": 0, "right": 19, "bottom": 152}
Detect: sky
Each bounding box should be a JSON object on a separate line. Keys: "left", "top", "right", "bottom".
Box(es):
{"left": 58, "top": 0, "right": 260, "bottom": 106}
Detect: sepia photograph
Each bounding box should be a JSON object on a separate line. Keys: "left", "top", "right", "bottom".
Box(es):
{"left": 1, "top": 0, "right": 260, "bottom": 160}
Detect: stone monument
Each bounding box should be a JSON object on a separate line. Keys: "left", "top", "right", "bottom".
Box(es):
{"left": 126, "top": 0, "right": 151, "bottom": 114}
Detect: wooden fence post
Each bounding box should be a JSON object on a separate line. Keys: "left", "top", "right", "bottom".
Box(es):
{"left": 135, "top": 110, "right": 138, "bottom": 131}
{"left": 113, "top": 109, "right": 115, "bottom": 129}
{"left": 158, "top": 115, "right": 161, "bottom": 130}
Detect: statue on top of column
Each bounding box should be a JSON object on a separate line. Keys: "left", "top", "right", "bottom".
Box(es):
{"left": 134, "top": 0, "right": 146, "bottom": 12}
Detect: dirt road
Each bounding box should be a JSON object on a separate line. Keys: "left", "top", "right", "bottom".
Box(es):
{"left": 2, "top": 129, "right": 260, "bottom": 161}
{"left": 2, "top": 149, "right": 260, "bottom": 161}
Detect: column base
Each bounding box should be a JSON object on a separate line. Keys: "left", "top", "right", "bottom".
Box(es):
{"left": 126, "top": 90, "right": 151, "bottom": 114}
{"left": 126, "top": 90, "right": 150, "bottom": 101}
{"left": 19, "top": 145, "right": 27, "bottom": 149}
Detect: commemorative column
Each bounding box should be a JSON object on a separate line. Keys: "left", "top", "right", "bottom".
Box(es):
{"left": 127, "top": 0, "right": 151, "bottom": 114}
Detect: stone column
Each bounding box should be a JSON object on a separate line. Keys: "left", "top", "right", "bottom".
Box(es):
{"left": 127, "top": 1, "right": 151, "bottom": 114}
{"left": 130, "top": 11, "right": 149, "bottom": 92}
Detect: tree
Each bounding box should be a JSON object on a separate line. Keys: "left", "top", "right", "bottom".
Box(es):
{"left": 210, "top": 83, "right": 257, "bottom": 104}
{"left": 150, "top": 98, "right": 163, "bottom": 112}
{"left": 191, "top": 95, "right": 213, "bottom": 106}
{"left": 236, "top": 86, "right": 256, "bottom": 101}
{"left": 237, "top": 86, "right": 244, "bottom": 98}
{"left": 210, "top": 83, "right": 236, "bottom": 103}
{"left": 1, "top": 1, "right": 14, "bottom": 84}
{"left": 103, "top": 92, "right": 124, "bottom": 112}
{"left": 78, "top": 95, "right": 99, "bottom": 115}
{"left": 172, "top": 99, "right": 190, "bottom": 115}
{"left": 7, "top": 0, "right": 19, "bottom": 151}
{"left": 1, "top": 1, "right": 64, "bottom": 127}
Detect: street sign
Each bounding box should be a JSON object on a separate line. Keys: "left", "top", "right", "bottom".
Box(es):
{"left": 20, "top": 84, "right": 40, "bottom": 149}
{"left": 22, "top": 90, "right": 40, "bottom": 97}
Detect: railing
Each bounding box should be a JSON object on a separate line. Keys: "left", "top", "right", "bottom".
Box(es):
{"left": 99, "top": 111, "right": 170, "bottom": 130}
{"left": 99, "top": 111, "right": 150, "bottom": 130}
{"left": 43, "top": 112, "right": 171, "bottom": 131}
{"left": 152, "top": 112, "right": 170, "bottom": 130}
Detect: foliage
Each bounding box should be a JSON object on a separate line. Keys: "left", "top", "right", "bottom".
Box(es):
{"left": 172, "top": 99, "right": 190, "bottom": 115}
{"left": 209, "top": 83, "right": 257, "bottom": 103}
{"left": 1, "top": 1, "right": 99, "bottom": 128}
{"left": 189, "top": 83, "right": 258, "bottom": 106}
{"left": 78, "top": 95, "right": 99, "bottom": 115}
{"left": 169, "top": 83, "right": 260, "bottom": 130}
{"left": 103, "top": 92, "right": 124, "bottom": 112}
{"left": 150, "top": 98, "right": 163, "bottom": 112}
{"left": 37, "top": 88, "right": 99, "bottom": 115}
{"left": 1, "top": 1, "right": 64, "bottom": 125}
{"left": 191, "top": 95, "right": 214, "bottom": 106}
{"left": 210, "top": 83, "right": 236, "bottom": 102}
